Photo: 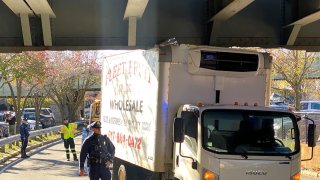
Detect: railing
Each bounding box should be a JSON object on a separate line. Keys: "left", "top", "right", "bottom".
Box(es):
{"left": 0, "top": 125, "right": 62, "bottom": 153}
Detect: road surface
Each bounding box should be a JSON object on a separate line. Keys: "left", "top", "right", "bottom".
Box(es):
{"left": 0, "top": 136, "right": 87, "bottom": 180}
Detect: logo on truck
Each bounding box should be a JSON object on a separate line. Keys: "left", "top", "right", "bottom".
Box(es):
{"left": 105, "top": 60, "right": 152, "bottom": 85}
{"left": 245, "top": 170, "right": 267, "bottom": 176}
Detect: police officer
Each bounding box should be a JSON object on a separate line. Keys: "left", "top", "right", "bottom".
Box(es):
{"left": 20, "top": 118, "right": 30, "bottom": 158}
{"left": 61, "top": 118, "right": 78, "bottom": 161}
{"left": 79, "top": 121, "right": 115, "bottom": 180}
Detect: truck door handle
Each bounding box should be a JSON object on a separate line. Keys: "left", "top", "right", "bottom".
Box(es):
{"left": 176, "top": 155, "right": 179, "bottom": 166}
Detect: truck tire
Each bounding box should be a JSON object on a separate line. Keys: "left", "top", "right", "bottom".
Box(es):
{"left": 112, "top": 157, "right": 159, "bottom": 180}
{"left": 112, "top": 157, "right": 122, "bottom": 180}
{"left": 118, "top": 165, "right": 126, "bottom": 180}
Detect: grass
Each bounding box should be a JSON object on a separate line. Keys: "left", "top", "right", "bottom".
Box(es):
{"left": 0, "top": 133, "right": 60, "bottom": 159}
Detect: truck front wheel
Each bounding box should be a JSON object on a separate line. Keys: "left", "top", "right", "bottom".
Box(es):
{"left": 112, "top": 157, "right": 159, "bottom": 180}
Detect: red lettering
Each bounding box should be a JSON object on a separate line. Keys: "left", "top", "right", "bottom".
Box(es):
{"left": 135, "top": 137, "right": 142, "bottom": 150}
{"left": 110, "top": 131, "right": 142, "bottom": 150}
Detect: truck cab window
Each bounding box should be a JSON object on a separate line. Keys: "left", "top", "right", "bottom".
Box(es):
{"left": 202, "top": 109, "right": 299, "bottom": 156}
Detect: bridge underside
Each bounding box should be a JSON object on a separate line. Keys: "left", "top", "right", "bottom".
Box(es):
{"left": 1, "top": 0, "right": 320, "bottom": 51}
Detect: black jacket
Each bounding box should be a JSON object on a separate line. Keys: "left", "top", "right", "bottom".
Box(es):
{"left": 80, "top": 133, "right": 115, "bottom": 168}
{"left": 20, "top": 123, "right": 29, "bottom": 138}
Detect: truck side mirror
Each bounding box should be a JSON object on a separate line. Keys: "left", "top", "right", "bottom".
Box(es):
{"left": 174, "top": 117, "right": 185, "bottom": 143}
{"left": 307, "top": 124, "right": 317, "bottom": 147}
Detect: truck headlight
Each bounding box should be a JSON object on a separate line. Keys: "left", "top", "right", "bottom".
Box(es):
{"left": 291, "top": 172, "right": 300, "bottom": 180}
{"left": 203, "top": 170, "right": 218, "bottom": 180}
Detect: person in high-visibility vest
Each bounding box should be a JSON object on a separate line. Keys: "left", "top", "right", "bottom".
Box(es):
{"left": 61, "top": 118, "right": 78, "bottom": 161}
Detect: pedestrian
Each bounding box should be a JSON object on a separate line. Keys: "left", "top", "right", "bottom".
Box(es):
{"left": 5, "top": 112, "right": 16, "bottom": 135}
{"left": 79, "top": 121, "right": 115, "bottom": 180}
{"left": 20, "top": 118, "right": 30, "bottom": 158}
{"left": 60, "top": 118, "right": 78, "bottom": 161}
{"left": 81, "top": 121, "right": 92, "bottom": 175}
{"left": 81, "top": 121, "right": 91, "bottom": 144}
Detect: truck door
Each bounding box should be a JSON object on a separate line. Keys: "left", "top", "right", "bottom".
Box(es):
{"left": 174, "top": 111, "right": 200, "bottom": 180}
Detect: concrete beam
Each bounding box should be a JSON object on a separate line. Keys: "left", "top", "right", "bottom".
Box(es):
{"left": 124, "top": 0, "right": 149, "bottom": 19}
{"left": 20, "top": 14, "right": 32, "bottom": 46}
{"left": 25, "top": 0, "right": 56, "bottom": 18}
{"left": 210, "top": 0, "right": 255, "bottom": 21}
{"left": 3, "top": 0, "right": 33, "bottom": 16}
{"left": 285, "top": 11, "right": 320, "bottom": 46}
{"left": 289, "top": 10, "right": 320, "bottom": 26}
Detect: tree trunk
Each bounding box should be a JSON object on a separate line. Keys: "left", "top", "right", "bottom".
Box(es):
{"left": 294, "top": 89, "right": 302, "bottom": 111}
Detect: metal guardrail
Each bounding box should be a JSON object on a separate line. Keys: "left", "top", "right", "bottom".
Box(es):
{"left": 0, "top": 125, "right": 62, "bottom": 153}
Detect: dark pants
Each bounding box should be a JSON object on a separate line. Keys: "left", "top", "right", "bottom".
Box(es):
{"left": 21, "top": 137, "right": 28, "bottom": 150}
{"left": 63, "top": 138, "right": 77, "bottom": 159}
{"left": 63, "top": 138, "right": 75, "bottom": 149}
{"left": 89, "top": 163, "right": 111, "bottom": 180}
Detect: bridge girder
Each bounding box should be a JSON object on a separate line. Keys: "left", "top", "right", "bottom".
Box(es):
{"left": 0, "top": 0, "right": 320, "bottom": 51}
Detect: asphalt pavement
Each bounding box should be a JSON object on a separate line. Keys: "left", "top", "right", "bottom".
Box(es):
{"left": 0, "top": 136, "right": 87, "bottom": 180}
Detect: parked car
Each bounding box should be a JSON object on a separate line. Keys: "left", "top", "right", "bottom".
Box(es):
{"left": 269, "top": 101, "right": 295, "bottom": 111}
{"left": 22, "top": 112, "right": 55, "bottom": 128}
{"left": 0, "top": 112, "right": 9, "bottom": 138}
{"left": 23, "top": 107, "right": 55, "bottom": 121}
{"left": 300, "top": 101, "right": 320, "bottom": 112}
{"left": 27, "top": 120, "right": 43, "bottom": 131}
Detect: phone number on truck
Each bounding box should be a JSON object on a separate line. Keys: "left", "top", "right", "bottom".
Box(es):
{"left": 108, "top": 131, "right": 142, "bottom": 150}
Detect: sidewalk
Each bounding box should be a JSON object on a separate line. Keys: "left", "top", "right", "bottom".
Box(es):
{"left": 0, "top": 136, "right": 87, "bottom": 180}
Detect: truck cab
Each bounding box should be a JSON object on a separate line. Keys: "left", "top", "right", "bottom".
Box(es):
{"left": 174, "top": 104, "right": 301, "bottom": 180}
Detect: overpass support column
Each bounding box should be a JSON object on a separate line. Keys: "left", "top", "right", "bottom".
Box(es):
{"left": 20, "top": 14, "right": 32, "bottom": 46}
{"left": 287, "top": 25, "right": 301, "bottom": 46}
{"left": 128, "top": 16, "right": 137, "bottom": 46}
{"left": 41, "top": 14, "right": 52, "bottom": 46}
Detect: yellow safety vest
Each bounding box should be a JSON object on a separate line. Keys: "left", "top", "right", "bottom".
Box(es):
{"left": 60, "top": 123, "right": 77, "bottom": 139}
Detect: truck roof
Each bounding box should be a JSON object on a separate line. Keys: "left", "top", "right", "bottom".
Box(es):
{"left": 199, "top": 104, "right": 295, "bottom": 114}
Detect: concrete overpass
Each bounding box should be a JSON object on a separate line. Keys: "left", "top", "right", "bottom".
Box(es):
{"left": 1, "top": 0, "right": 320, "bottom": 51}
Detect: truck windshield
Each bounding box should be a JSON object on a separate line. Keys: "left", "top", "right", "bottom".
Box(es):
{"left": 202, "top": 109, "right": 299, "bottom": 156}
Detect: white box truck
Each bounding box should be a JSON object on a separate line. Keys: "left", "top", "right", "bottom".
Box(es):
{"left": 100, "top": 44, "right": 316, "bottom": 180}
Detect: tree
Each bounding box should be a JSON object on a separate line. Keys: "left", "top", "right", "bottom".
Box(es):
{"left": 269, "top": 49, "right": 319, "bottom": 110}
{"left": 28, "top": 88, "right": 49, "bottom": 130}
{"left": 44, "top": 51, "right": 101, "bottom": 122}
{"left": 0, "top": 52, "right": 48, "bottom": 130}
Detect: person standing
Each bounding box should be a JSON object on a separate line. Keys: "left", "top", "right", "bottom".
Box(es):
{"left": 60, "top": 118, "right": 78, "bottom": 161}
{"left": 81, "top": 121, "right": 92, "bottom": 175}
{"left": 20, "top": 118, "right": 30, "bottom": 158}
{"left": 5, "top": 112, "right": 16, "bottom": 135}
{"left": 79, "top": 121, "right": 115, "bottom": 180}
{"left": 81, "top": 121, "right": 91, "bottom": 144}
